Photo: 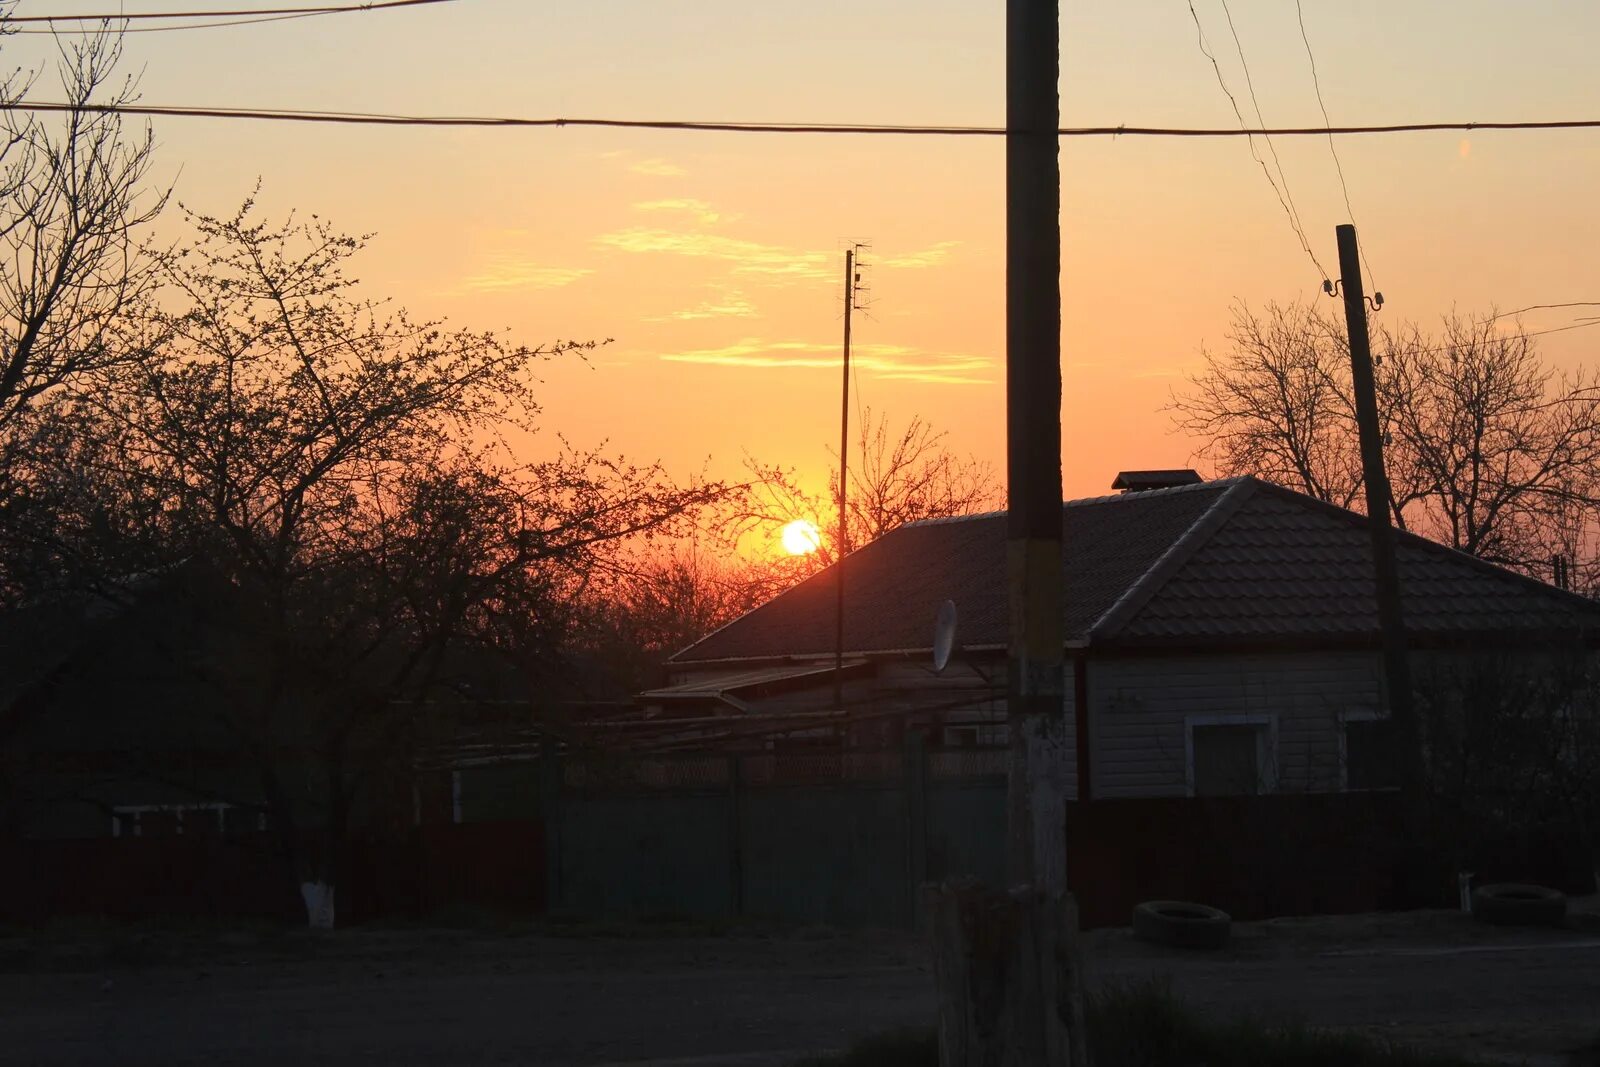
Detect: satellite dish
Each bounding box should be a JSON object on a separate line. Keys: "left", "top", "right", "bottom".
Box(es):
{"left": 932, "top": 599, "right": 958, "bottom": 673}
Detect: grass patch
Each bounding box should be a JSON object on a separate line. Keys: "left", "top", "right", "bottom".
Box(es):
{"left": 794, "top": 979, "right": 1491, "bottom": 1067}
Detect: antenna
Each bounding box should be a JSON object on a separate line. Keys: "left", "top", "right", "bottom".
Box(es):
{"left": 932, "top": 599, "right": 959, "bottom": 673}
{"left": 833, "top": 241, "right": 869, "bottom": 710}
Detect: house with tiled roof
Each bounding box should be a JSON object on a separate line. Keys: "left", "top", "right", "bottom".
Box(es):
{"left": 654, "top": 473, "right": 1600, "bottom": 801}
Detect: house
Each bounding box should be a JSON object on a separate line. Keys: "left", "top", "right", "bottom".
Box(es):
{"left": 662, "top": 472, "right": 1600, "bottom": 797}
{"left": 652, "top": 473, "right": 1600, "bottom": 920}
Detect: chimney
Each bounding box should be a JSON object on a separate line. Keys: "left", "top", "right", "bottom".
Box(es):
{"left": 1111, "top": 469, "right": 1204, "bottom": 494}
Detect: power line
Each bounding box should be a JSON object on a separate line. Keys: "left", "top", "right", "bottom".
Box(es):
{"left": 1217, "top": 0, "right": 1324, "bottom": 279}
{"left": 6, "top": 0, "right": 456, "bottom": 22}
{"left": 17, "top": 12, "right": 324, "bottom": 33}
{"left": 1295, "top": 0, "right": 1376, "bottom": 295}
{"left": 1493, "top": 302, "right": 1600, "bottom": 320}
{"left": 8, "top": 100, "right": 1600, "bottom": 139}
{"left": 1187, "top": 1, "right": 1328, "bottom": 284}
{"left": 1390, "top": 317, "right": 1600, "bottom": 358}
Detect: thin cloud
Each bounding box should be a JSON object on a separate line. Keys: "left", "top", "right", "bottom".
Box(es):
{"left": 634, "top": 198, "right": 726, "bottom": 225}
{"left": 458, "top": 260, "right": 595, "bottom": 293}
{"left": 630, "top": 157, "right": 688, "bottom": 177}
{"left": 648, "top": 287, "right": 757, "bottom": 322}
{"left": 596, "top": 227, "right": 831, "bottom": 280}
{"left": 877, "top": 241, "right": 961, "bottom": 269}
{"left": 658, "top": 338, "right": 993, "bottom": 385}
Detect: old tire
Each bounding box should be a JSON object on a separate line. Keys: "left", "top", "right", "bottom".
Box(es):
{"left": 1132, "top": 900, "right": 1231, "bottom": 950}
{"left": 1471, "top": 883, "right": 1567, "bottom": 927}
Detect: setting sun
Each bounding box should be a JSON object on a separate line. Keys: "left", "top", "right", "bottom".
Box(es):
{"left": 780, "top": 519, "right": 823, "bottom": 556}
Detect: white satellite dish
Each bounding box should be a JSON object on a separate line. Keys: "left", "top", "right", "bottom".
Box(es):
{"left": 932, "top": 599, "right": 958, "bottom": 673}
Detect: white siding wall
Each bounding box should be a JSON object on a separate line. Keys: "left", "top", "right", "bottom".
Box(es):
{"left": 1088, "top": 651, "right": 1384, "bottom": 798}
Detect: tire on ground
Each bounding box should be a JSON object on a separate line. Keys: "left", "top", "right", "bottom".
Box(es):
{"left": 1132, "top": 900, "right": 1231, "bottom": 949}
{"left": 1470, "top": 883, "right": 1568, "bottom": 927}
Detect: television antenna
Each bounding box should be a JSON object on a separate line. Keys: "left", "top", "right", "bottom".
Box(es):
{"left": 932, "top": 599, "right": 958, "bottom": 674}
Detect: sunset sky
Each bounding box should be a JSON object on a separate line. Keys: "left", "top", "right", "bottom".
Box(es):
{"left": 10, "top": 1, "right": 1600, "bottom": 526}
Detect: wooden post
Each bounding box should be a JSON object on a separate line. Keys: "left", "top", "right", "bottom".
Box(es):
{"left": 1334, "top": 226, "right": 1421, "bottom": 799}
{"left": 540, "top": 742, "right": 562, "bottom": 913}
{"left": 905, "top": 731, "right": 928, "bottom": 926}
{"left": 835, "top": 248, "right": 855, "bottom": 711}
{"left": 728, "top": 754, "right": 745, "bottom": 916}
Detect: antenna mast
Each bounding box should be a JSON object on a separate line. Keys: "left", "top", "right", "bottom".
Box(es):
{"left": 834, "top": 243, "right": 868, "bottom": 711}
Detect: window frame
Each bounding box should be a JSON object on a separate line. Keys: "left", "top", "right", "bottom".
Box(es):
{"left": 1339, "top": 709, "right": 1401, "bottom": 792}
{"left": 1184, "top": 713, "right": 1278, "bottom": 797}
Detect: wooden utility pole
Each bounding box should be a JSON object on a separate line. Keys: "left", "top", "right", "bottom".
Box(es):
{"left": 1334, "top": 224, "right": 1420, "bottom": 796}
{"left": 926, "top": 3, "right": 1085, "bottom": 1064}
{"left": 834, "top": 246, "right": 857, "bottom": 711}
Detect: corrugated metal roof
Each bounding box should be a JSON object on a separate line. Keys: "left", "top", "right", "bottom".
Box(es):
{"left": 639, "top": 660, "right": 868, "bottom": 699}
{"left": 670, "top": 476, "right": 1600, "bottom": 664}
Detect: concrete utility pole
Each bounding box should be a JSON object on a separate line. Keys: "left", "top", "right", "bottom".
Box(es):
{"left": 1005, "top": 0, "right": 1067, "bottom": 897}
{"left": 924, "top": 5, "right": 1085, "bottom": 1065}
{"left": 1334, "top": 225, "right": 1420, "bottom": 796}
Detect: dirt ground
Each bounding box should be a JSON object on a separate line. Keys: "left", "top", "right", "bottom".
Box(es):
{"left": 1, "top": 903, "right": 1597, "bottom": 1066}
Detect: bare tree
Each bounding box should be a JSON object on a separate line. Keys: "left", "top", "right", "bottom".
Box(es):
{"left": 729, "top": 407, "right": 1002, "bottom": 570}
{"left": 0, "top": 27, "right": 162, "bottom": 441}
{"left": 1171, "top": 300, "right": 1600, "bottom": 581}
{"left": 5, "top": 199, "right": 726, "bottom": 924}
{"left": 843, "top": 407, "right": 1002, "bottom": 545}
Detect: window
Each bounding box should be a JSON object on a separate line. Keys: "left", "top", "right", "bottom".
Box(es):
{"left": 1188, "top": 718, "right": 1273, "bottom": 796}
{"left": 1344, "top": 717, "right": 1399, "bottom": 790}
{"left": 110, "top": 803, "right": 250, "bottom": 838}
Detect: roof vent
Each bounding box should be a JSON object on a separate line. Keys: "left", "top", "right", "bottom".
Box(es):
{"left": 1111, "top": 469, "right": 1203, "bottom": 494}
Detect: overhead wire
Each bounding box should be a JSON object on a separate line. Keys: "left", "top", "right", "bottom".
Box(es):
{"left": 1186, "top": 0, "right": 1329, "bottom": 286}
{"left": 16, "top": 12, "right": 325, "bottom": 33}
{"left": 1385, "top": 317, "right": 1600, "bottom": 359}
{"left": 1217, "top": 0, "right": 1323, "bottom": 277}
{"left": 6, "top": 101, "right": 1600, "bottom": 139}
{"left": 1492, "top": 302, "right": 1600, "bottom": 320}
{"left": 1295, "top": 0, "right": 1377, "bottom": 296}
{"left": 6, "top": 0, "right": 456, "bottom": 22}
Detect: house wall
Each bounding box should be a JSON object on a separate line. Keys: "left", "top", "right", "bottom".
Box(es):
{"left": 1087, "top": 650, "right": 1385, "bottom": 799}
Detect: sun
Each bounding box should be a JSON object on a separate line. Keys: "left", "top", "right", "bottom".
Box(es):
{"left": 780, "top": 519, "right": 823, "bottom": 556}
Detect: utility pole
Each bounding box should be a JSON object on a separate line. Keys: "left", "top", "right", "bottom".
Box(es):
{"left": 1334, "top": 224, "right": 1420, "bottom": 800}
{"left": 1005, "top": 0, "right": 1067, "bottom": 898}
{"left": 834, "top": 245, "right": 865, "bottom": 711}
{"left": 927, "top": 4, "right": 1086, "bottom": 1064}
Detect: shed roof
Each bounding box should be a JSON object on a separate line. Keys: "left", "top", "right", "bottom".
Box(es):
{"left": 670, "top": 477, "right": 1600, "bottom": 663}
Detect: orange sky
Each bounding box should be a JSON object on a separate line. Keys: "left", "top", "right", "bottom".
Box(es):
{"left": 10, "top": 1, "right": 1600, "bottom": 527}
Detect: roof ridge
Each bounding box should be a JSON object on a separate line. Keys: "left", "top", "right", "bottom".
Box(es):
{"left": 1088, "top": 477, "right": 1261, "bottom": 643}
{"left": 900, "top": 476, "right": 1248, "bottom": 529}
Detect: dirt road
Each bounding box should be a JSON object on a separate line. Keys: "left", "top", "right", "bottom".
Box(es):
{"left": 1, "top": 911, "right": 1596, "bottom": 1066}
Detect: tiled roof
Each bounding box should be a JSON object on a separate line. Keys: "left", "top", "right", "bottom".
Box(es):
{"left": 672, "top": 480, "right": 1234, "bottom": 663}
{"left": 671, "top": 477, "right": 1600, "bottom": 664}
{"left": 1114, "top": 481, "right": 1600, "bottom": 642}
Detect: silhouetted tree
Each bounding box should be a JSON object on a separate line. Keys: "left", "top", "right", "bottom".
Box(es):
{"left": 733, "top": 407, "right": 1002, "bottom": 570}
{"left": 4, "top": 199, "right": 725, "bottom": 924}
{"left": 1170, "top": 301, "right": 1600, "bottom": 583}
{"left": 0, "top": 27, "right": 162, "bottom": 447}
